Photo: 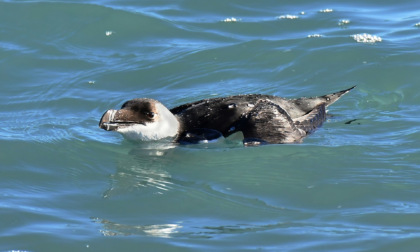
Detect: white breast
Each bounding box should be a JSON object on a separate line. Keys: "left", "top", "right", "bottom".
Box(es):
{"left": 116, "top": 103, "right": 180, "bottom": 141}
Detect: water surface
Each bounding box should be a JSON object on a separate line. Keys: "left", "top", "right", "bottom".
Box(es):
{"left": 1, "top": 0, "right": 420, "bottom": 251}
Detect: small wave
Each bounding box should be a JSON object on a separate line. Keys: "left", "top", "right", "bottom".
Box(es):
{"left": 92, "top": 217, "right": 182, "bottom": 238}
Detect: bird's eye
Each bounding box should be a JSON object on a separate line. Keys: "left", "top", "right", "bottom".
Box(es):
{"left": 145, "top": 111, "right": 155, "bottom": 119}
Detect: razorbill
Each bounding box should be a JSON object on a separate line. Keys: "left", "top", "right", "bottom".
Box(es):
{"left": 99, "top": 86, "right": 355, "bottom": 145}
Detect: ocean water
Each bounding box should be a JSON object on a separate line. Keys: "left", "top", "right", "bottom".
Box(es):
{"left": 1, "top": 0, "right": 420, "bottom": 251}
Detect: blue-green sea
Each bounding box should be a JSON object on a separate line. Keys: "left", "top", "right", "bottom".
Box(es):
{"left": 1, "top": 0, "right": 420, "bottom": 251}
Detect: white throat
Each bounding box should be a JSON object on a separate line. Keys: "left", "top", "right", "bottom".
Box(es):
{"left": 116, "top": 103, "right": 180, "bottom": 141}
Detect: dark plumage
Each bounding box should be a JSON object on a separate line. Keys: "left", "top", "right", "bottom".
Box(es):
{"left": 99, "top": 86, "right": 355, "bottom": 145}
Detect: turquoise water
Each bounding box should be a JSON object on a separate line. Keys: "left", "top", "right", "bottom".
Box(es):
{"left": 1, "top": 0, "right": 420, "bottom": 251}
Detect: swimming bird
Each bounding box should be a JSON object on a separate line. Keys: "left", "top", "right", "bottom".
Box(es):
{"left": 99, "top": 86, "right": 355, "bottom": 145}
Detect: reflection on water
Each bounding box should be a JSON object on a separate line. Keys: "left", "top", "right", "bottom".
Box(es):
{"left": 102, "top": 135, "right": 244, "bottom": 198}
{"left": 102, "top": 142, "right": 177, "bottom": 198}
{"left": 92, "top": 216, "right": 411, "bottom": 241}
{"left": 95, "top": 143, "right": 183, "bottom": 238}
{"left": 103, "top": 165, "right": 173, "bottom": 197}
{"left": 92, "top": 217, "right": 182, "bottom": 238}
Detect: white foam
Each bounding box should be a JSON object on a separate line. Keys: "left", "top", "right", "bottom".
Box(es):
{"left": 339, "top": 19, "right": 350, "bottom": 26}
{"left": 307, "top": 34, "right": 323, "bottom": 38}
{"left": 352, "top": 33, "right": 382, "bottom": 43}
{"left": 277, "top": 15, "right": 299, "bottom": 20}
{"left": 223, "top": 17, "right": 240, "bottom": 23}
{"left": 320, "top": 9, "right": 334, "bottom": 13}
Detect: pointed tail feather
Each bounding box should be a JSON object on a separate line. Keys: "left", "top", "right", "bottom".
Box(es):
{"left": 323, "top": 85, "right": 356, "bottom": 107}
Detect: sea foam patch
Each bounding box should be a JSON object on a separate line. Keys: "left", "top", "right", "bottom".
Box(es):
{"left": 352, "top": 33, "right": 382, "bottom": 43}
{"left": 277, "top": 15, "right": 299, "bottom": 20}
{"left": 339, "top": 19, "right": 350, "bottom": 26}
{"left": 320, "top": 9, "right": 334, "bottom": 13}
{"left": 222, "top": 17, "right": 240, "bottom": 22}
{"left": 307, "top": 34, "right": 323, "bottom": 38}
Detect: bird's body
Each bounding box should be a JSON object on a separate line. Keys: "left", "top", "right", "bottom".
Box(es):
{"left": 99, "top": 86, "right": 355, "bottom": 145}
